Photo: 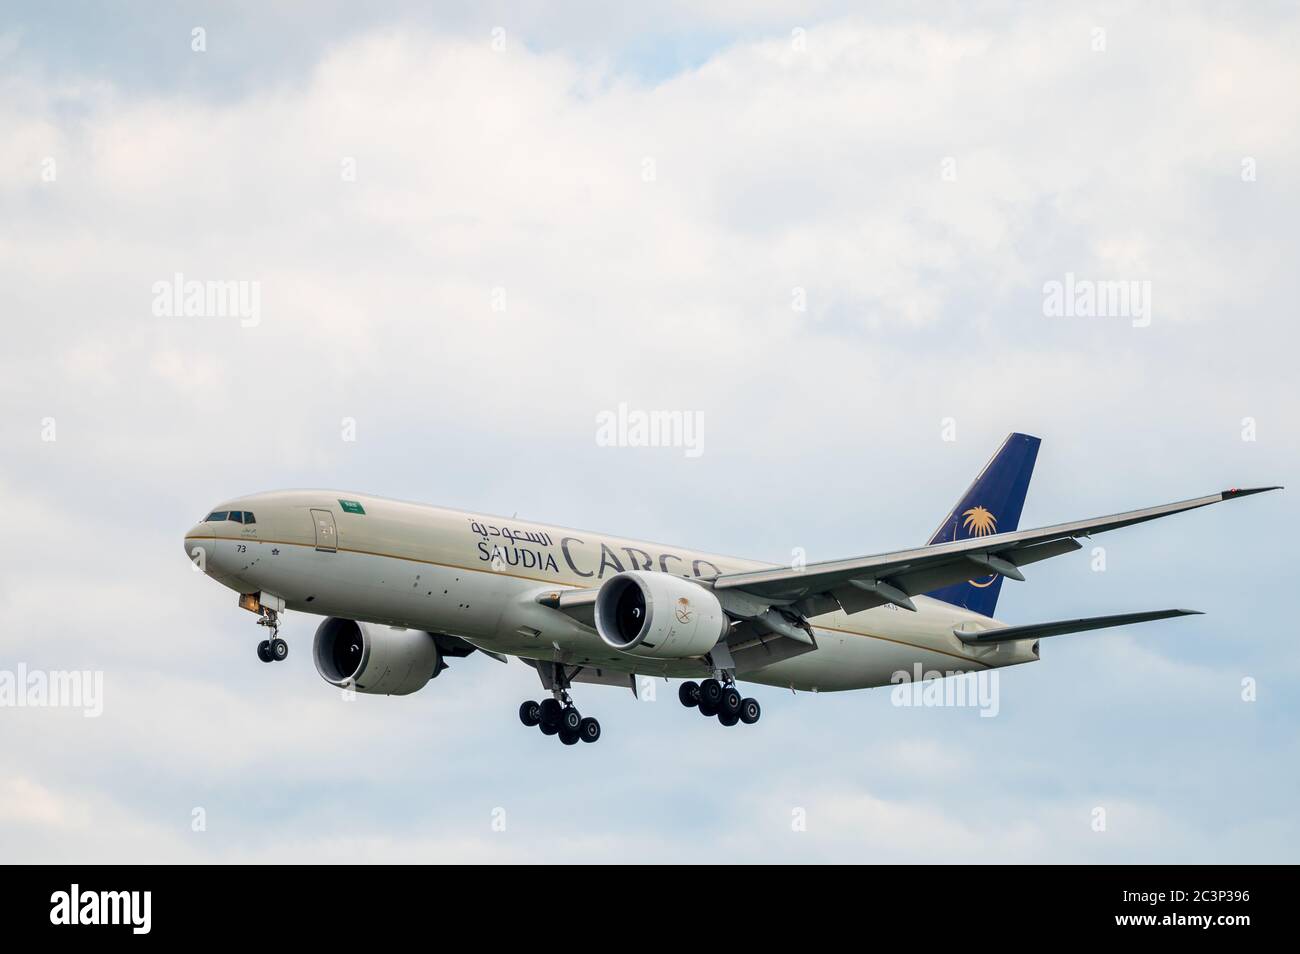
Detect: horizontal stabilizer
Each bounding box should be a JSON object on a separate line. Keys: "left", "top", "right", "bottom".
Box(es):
{"left": 955, "top": 608, "right": 1202, "bottom": 644}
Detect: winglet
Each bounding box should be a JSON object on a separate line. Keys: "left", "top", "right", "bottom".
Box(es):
{"left": 1221, "top": 486, "right": 1283, "bottom": 499}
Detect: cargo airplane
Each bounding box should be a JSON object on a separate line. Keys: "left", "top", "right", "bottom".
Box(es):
{"left": 183, "top": 434, "right": 1278, "bottom": 745}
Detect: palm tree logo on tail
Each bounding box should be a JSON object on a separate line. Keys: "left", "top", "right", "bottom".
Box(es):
{"left": 962, "top": 506, "right": 997, "bottom": 536}
{"left": 961, "top": 506, "right": 998, "bottom": 587}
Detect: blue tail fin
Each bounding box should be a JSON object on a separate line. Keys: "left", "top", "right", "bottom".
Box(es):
{"left": 924, "top": 432, "right": 1040, "bottom": 617}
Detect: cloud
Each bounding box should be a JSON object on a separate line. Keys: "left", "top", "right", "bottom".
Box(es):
{"left": 0, "top": 776, "right": 91, "bottom": 829}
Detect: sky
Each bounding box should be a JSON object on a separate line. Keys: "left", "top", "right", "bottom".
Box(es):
{"left": 1, "top": 1, "right": 1297, "bottom": 862}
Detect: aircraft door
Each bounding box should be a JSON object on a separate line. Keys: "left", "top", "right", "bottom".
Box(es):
{"left": 311, "top": 508, "right": 338, "bottom": 553}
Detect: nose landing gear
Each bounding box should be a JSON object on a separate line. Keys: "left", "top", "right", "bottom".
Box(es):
{"left": 254, "top": 608, "right": 288, "bottom": 664}
{"left": 679, "top": 675, "right": 760, "bottom": 727}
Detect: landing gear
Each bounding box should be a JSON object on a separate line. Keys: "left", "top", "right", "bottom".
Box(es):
{"left": 254, "top": 608, "right": 288, "bottom": 663}
{"left": 680, "top": 674, "right": 761, "bottom": 728}
{"left": 520, "top": 664, "right": 602, "bottom": 745}
{"left": 523, "top": 697, "right": 600, "bottom": 745}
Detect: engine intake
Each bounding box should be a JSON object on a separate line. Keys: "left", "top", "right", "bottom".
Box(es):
{"left": 593, "top": 571, "right": 728, "bottom": 659}
{"left": 312, "top": 618, "right": 440, "bottom": 696}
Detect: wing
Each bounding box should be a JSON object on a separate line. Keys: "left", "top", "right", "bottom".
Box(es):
{"left": 712, "top": 487, "right": 1280, "bottom": 616}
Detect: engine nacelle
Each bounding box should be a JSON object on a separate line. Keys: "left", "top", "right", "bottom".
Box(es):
{"left": 312, "top": 618, "right": 440, "bottom": 696}
{"left": 593, "top": 571, "right": 728, "bottom": 659}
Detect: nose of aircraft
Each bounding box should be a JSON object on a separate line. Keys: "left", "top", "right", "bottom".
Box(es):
{"left": 183, "top": 522, "right": 214, "bottom": 571}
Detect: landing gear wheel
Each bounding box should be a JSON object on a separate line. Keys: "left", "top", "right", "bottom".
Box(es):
{"left": 678, "top": 681, "right": 700, "bottom": 708}
{"left": 255, "top": 608, "right": 283, "bottom": 661}
{"left": 699, "top": 701, "right": 719, "bottom": 717}
{"left": 579, "top": 717, "right": 601, "bottom": 743}
{"left": 540, "top": 721, "right": 560, "bottom": 736}
{"left": 519, "top": 700, "right": 541, "bottom": 727}
{"left": 561, "top": 706, "right": 582, "bottom": 732}
{"left": 539, "top": 698, "right": 562, "bottom": 727}
{"left": 718, "top": 710, "right": 740, "bottom": 727}
{"left": 721, "top": 687, "right": 742, "bottom": 716}
{"left": 559, "top": 728, "right": 579, "bottom": 745}
{"left": 740, "top": 698, "right": 761, "bottom": 724}
{"left": 699, "top": 678, "right": 723, "bottom": 709}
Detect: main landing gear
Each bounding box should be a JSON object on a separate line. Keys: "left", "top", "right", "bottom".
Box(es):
{"left": 519, "top": 667, "right": 601, "bottom": 746}
{"left": 255, "top": 608, "right": 288, "bottom": 664}
{"left": 678, "top": 676, "right": 760, "bottom": 727}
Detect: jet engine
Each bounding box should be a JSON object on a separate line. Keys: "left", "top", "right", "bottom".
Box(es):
{"left": 593, "top": 571, "right": 729, "bottom": 659}
{"left": 312, "top": 618, "right": 440, "bottom": 695}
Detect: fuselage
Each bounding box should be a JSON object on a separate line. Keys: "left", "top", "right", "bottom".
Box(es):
{"left": 184, "top": 490, "right": 1039, "bottom": 691}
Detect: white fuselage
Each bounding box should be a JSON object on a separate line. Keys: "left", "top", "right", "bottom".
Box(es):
{"left": 184, "top": 490, "right": 1038, "bottom": 691}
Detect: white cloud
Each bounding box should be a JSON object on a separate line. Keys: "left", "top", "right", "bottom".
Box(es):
{"left": 0, "top": 776, "right": 91, "bottom": 829}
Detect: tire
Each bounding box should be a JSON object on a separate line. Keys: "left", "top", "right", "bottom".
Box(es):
{"left": 721, "top": 687, "right": 742, "bottom": 716}
{"left": 699, "top": 701, "right": 719, "bottom": 718}
{"left": 561, "top": 707, "right": 582, "bottom": 731}
{"left": 539, "top": 698, "right": 562, "bottom": 726}
{"left": 678, "top": 681, "right": 700, "bottom": 708}
{"left": 699, "top": 678, "right": 723, "bottom": 708}
{"left": 718, "top": 710, "right": 740, "bottom": 726}
{"left": 540, "top": 721, "right": 560, "bottom": 736}
{"left": 740, "top": 698, "right": 761, "bottom": 724}
{"left": 559, "top": 728, "right": 579, "bottom": 745}
{"left": 271, "top": 638, "right": 289, "bottom": 661}
{"left": 257, "top": 640, "right": 273, "bottom": 663}
{"left": 579, "top": 717, "right": 601, "bottom": 743}
{"left": 519, "top": 700, "right": 541, "bottom": 727}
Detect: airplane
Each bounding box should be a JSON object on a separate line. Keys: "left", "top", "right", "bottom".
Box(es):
{"left": 183, "top": 433, "right": 1279, "bottom": 745}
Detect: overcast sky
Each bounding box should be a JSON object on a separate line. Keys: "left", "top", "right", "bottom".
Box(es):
{"left": 1, "top": 1, "right": 1297, "bottom": 862}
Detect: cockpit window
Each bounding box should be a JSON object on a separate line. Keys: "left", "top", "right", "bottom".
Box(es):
{"left": 203, "top": 510, "right": 255, "bottom": 523}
